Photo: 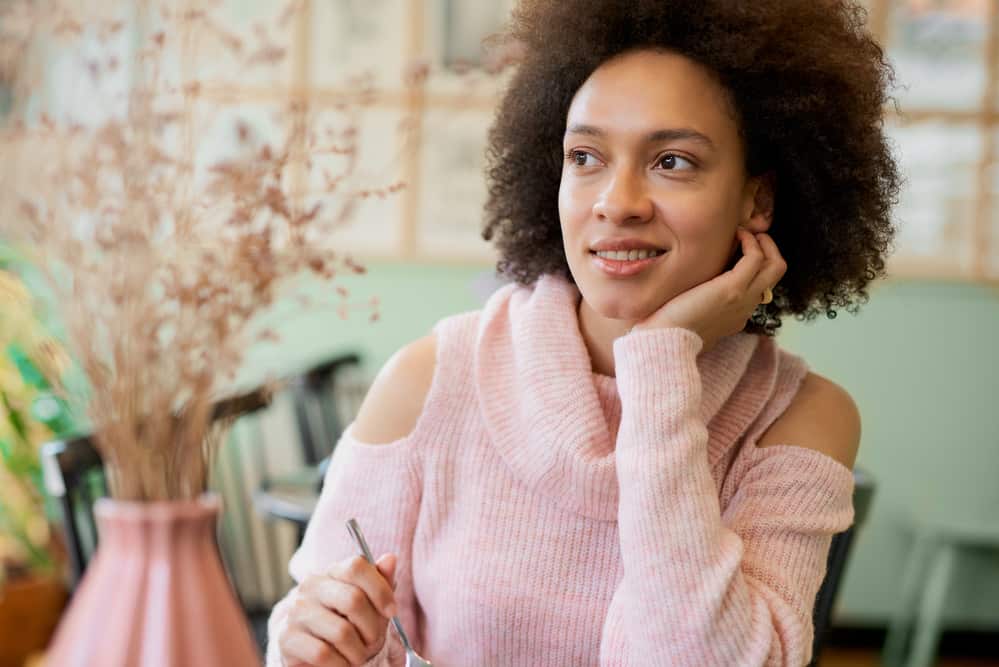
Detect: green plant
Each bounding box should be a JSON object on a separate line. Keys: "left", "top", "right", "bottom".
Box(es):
{"left": 0, "top": 264, "right": 75, "bottom": 587}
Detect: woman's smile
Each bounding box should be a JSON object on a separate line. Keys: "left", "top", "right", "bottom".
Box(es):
{"left": 589, "top": 248, "right": 668, "bottom": 278}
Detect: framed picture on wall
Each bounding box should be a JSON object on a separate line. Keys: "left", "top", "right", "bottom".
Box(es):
{"left": 309, "top": 0, "right": 409, "bottom": 92}
{"left": 886, "top": 120, "right": 983, "bottom": 277}
{"left": 176, "top": 0, "right": 999, "bottom": 278}
{"left": 423, "top": 0, "right": 517, "bottom": 101}
{"left": 307, "top": 106, "right": 411, "bottom": 258}
{"left": 194, "top": 0, "right": 298, "bottom": 90}
{"left": 885, "top": 0, "right": 990, "bottom": 111}
{"left": 415, "top": 106, "right": 496, "bottom": 261}
{"left": 171, "top": 98, "right": 408, "bottom": 259}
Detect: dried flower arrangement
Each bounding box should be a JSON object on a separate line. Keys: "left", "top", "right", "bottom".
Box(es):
{"left": 0, "top": 0, "right": 419, "bottom": 502}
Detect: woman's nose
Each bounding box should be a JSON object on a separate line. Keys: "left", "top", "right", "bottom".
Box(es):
{"left": 592, "top": 170, "right": 654, "bottom": 225}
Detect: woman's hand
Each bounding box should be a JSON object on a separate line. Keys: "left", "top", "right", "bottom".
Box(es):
{"left": 633, "top": 229, "right": 787, "bottom": 350}
{"left": 278, "top": 553, "right": 398, "bottom": 667}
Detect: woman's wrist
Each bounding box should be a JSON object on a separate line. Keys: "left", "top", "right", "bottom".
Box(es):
{"left": 614, "top": 327, "right": 703, "bottom": 390}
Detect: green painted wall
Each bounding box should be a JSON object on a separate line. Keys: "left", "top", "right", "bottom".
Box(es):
{"left": 239, "top": 261, "right": 494, "bottom": 382}
{"left": 245, "top": 265, "right": 999, "bottom": 627}
{"left": 780, "top": 280, "right": 999, "bottom": 627}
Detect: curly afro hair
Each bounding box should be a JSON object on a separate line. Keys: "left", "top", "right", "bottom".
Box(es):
{"left": 482, "top": 0, "right": 901, "bottom": 335}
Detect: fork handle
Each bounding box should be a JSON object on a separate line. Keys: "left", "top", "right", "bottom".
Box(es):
{"left": 346, "top": 518, "right": 416, "bottom": 652}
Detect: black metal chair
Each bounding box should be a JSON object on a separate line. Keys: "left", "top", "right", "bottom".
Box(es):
{"left": 253, "top": 352, "right": 362, "bottom": 542}
{"left": 291, "top": 353, "right": 361, "bottom": 468}
{"left": 808, "top": 466, "right": 876, "bottom": 666}
{"left": 39, "top": 433, "right": 105, "bottom": 589}
{"left": 40, "top": 386, "right": 273, "bottom": 590}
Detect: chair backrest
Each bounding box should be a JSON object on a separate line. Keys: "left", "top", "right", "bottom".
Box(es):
{"left": 290, "top": 352, "right": 361, "bottom": 467}
{"left": 39, "top": 433, "right": 105, "bottom": 589}
{"left": 808, "top": 466, "right": 876, "bottom": 666}
{"left": 40, "top": 387, "right": 273, "bottom": 590}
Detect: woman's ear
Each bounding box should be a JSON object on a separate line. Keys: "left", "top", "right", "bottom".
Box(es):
{"left": 740, "top": 172, "right": 775, "bottom": 233}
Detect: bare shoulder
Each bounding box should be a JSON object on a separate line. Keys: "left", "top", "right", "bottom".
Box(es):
{"left": 756, "top": 371, "right": 861, "bottom": 470}
{"left": 350, "top": 333, "right": 437, "bottom": 445}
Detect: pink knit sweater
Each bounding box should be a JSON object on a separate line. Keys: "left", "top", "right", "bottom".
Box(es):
{"left": 267, "top": 275, "right": 855, "bottom": 667}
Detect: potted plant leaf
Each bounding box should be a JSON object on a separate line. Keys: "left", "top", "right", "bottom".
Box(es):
{"left": 0, "top": 264, "right": 75, "bottom": 667}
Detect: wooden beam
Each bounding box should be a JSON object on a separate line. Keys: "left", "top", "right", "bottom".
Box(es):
{"left": 288, "top": 0, "right": 312, "bottom": 222}
{"left": 399, "top": 0, "right": 426, "bottom": 259}
{"left": 887, "top": 107, "right": 999, "bottom": 125}
{"left": 867, "top": 0, "right": 892, "bottom": 46}
{"left": 973, "top": 0, "right": 998, "bottom": 279}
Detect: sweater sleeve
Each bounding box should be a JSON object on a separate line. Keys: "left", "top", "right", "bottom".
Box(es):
{"left": 266, "top": 424, "right": 423, "bottom": 667}
{"left": 599, "top": 328, "right": 855, "bottom": 667}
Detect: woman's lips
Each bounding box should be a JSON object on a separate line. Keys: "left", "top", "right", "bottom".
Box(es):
{"left": 589, "top": 251, "right": 667, "bottom": 277}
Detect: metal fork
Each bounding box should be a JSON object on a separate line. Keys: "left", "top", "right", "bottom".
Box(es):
{"left": 346, "top": 518, "right": 433, "bottom": 667}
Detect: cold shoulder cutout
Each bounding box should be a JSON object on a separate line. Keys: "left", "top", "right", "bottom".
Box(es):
{"left": 351, "top": 333, "right": 437, "bottom": 445}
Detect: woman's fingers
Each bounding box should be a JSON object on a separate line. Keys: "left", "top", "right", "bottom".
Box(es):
{"left": 328, "top": 555, "right": 398, "bottom": 619}
{"left": 375, "top": 553, "right": 398, "bottom": 591}
{"left": 729, "top": 230, "right": 786, "bottom": 311}
{"left": 298, "top": 600, "right": 373, "bottom": 666}
{"left": 281, "top": 628, "right": 349, "bottom": 667}
{"left": 314, "top": 577, "right": 387, "bottom": 647}
{"left": 730, "top": 228, "right": 766, "bottom": 291}
{"left": 280, "top": 555, "right": 399, "bottom": 667}
{"left": 750, "top": 232, "right": 787, "bottom": 299}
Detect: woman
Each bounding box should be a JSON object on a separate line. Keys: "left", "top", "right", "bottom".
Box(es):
{"left": 270, "top": 0, "right": 898, "bottom": 665}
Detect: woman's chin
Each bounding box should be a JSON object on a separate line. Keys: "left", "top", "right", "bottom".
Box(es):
{"left": 583, "top": 290, "right": 664, "bottom": 323}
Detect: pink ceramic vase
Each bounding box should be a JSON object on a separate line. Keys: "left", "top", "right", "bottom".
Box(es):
{"left": 45, "top": 494, "right": 260, "bottom": 666}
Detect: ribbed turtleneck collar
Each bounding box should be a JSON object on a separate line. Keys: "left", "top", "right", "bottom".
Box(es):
{"left": 473, "top": 275, "right": 762, "bottom": 521}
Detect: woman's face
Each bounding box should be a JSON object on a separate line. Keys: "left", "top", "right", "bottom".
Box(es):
{"left": 559, "top": 49, "right": 770, "bottom": 322}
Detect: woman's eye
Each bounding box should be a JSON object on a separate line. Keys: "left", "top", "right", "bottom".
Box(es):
{"left": 566, "top": 150, "right": 598, "bottom": 167}
{"left": 656, "top": 153, "right": 694, "bottom": 171}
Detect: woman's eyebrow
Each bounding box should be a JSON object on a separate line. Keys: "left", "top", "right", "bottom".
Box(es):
{"left": 564, "top": 123, "right": 716, "bottom": 150}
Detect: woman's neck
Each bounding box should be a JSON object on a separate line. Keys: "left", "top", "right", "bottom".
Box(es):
{"left": 576, "top": 297, "right": 635, "bottom": 378}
